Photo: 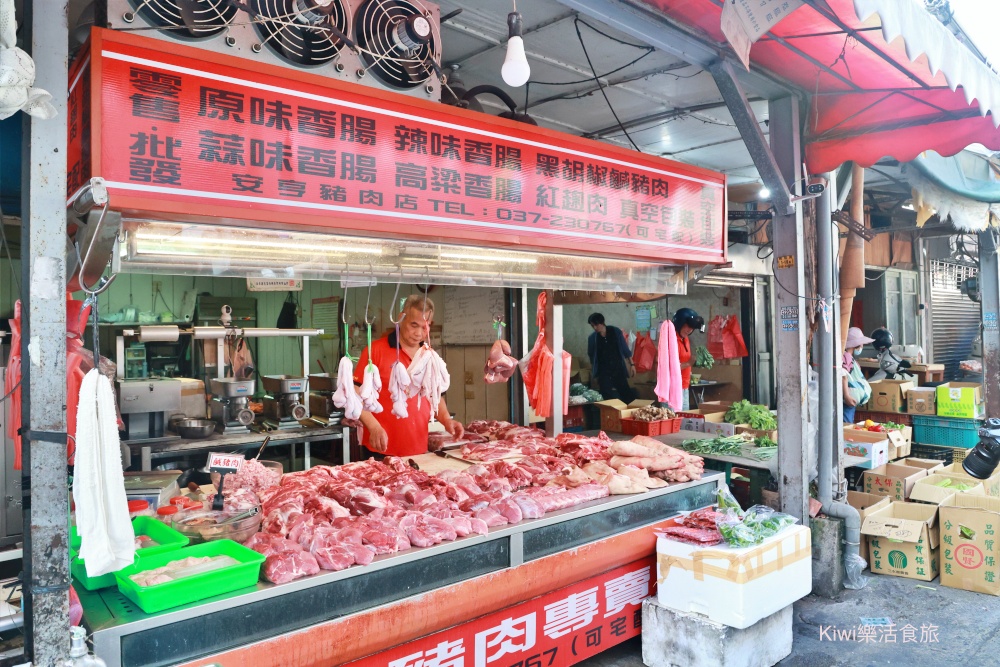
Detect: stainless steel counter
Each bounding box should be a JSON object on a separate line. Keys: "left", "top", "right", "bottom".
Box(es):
{"left": 126, "top": 425, "right": 350, "bottom": 471}
{"left": 81, "top": 472, "right": 723, "bottom": 667}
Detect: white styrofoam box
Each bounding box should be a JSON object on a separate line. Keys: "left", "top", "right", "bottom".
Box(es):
{"left": 681, "top": 418, "right": 705, "bottom": 433}
{"left": 703, "top": 421, "right": 738, "bottom": 437}
{"left": 656, "top": 524, "right": 812, "bottom": 629}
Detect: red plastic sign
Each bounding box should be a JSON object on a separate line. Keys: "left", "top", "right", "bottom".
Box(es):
{"left": 71, "top": 30, "right": 727, "bottom": 264}
{"left": 345, "top": 557, "right": 654, "bottom": 667}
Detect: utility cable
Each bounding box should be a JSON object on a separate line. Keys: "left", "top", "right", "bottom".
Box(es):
{"left": 574, "top": 18, "right": 641, "bottom": 152}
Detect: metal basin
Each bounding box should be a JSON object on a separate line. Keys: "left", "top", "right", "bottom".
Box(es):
{"left": 308, "top": 373, "right": 337, "bottom": 392}
{"left": 261, "top": 375, "right": 308, "bottom": 395}
{"left": 173, "top": 418, "right": 217, "bottom": 440}
{"left": 210, "top": 378, "right": 255, "bottom": 398}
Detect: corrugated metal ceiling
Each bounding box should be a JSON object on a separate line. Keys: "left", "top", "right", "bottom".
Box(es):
{"left": 437, "top": 0, "right": 769, "bottom": 185}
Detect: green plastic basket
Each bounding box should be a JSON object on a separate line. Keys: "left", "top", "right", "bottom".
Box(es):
{"left": 114, "top": 540, "right": 265, "bottom": 614}
{"left": 70, "top": 518, "right": 189, "bottom": 590}
{"left": 913, "top": 416, "right": 982, "bottom": 449}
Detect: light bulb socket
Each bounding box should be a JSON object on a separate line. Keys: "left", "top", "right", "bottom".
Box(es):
{"left": 507, "top": 11, "right": 524, "bottom": 38}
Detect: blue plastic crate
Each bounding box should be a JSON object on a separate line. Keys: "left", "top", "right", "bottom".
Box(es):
{"left": 912, "top": 416, "right": 982, "bottom": 449}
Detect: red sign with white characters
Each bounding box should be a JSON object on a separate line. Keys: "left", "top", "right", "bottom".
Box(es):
{"left": 344, "top": 558, "right": 654, "bottom": 667}
{"left": 70, "top": 30, "right": 726, "bottom": 264}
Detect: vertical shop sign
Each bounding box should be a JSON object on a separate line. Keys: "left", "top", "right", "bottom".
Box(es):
{"left": 345, "top": 558, "right": 654, "bottom": 667}
{"left": 69, "top": 30, "right": 727, "bottom": 264}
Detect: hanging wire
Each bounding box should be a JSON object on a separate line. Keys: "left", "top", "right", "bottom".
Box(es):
{"left": 342, "top": 270, "right": 356, "bottom": 362}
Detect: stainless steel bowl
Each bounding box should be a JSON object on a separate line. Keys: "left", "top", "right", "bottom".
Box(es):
{"left": 174, "top": 418, "right": 217, "bottom": 440}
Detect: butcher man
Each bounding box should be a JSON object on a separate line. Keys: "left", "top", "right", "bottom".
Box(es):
{"left": 354, "top": 294, "right": 464, "bottom": 457}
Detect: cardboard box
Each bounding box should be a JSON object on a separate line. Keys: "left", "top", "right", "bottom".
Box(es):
{"left": 908, "top": 474, "right": 984, "bottom": 505}
{"left": 595, "top": 399, "right": 653, "bottom": 433}
{"left": 899, "top": 458, "right": 945, "bottom": 474}
{"left": 938, "top": 463, "right": 1000, "bottom": 498}
{"left": 844, "top": 428, "right": 891, "bottom": 470}
{"left": 852, "top": 424, "right": 910, "bottom": 459}
{"left": 699, "top": 401, "right": 734, "bottom": 412}
{"left": 940, "top": 495, "right": 1000, "bottom": 595}
{"left": 656, "top": 524, "right": 812, "bottom": 629}
{"left": 846, "top": 491, "right": 892, "bottom": 566}
{"left": 936, "top": 382, "right": 985, "bottom": 419}
{"left": 866, "top": 379, "right": 914, "bottom": 413}
{"left": 863, "top": 502, "right": 940, "bottom": 581}
{"left": 906, "top": 387, "right": 937, "bottom": 415}
{"left": 680, "top": 417, "right": 704, "bottom": 433}
{"left": 862, "top": 463, "right": 929, "bottom": 501}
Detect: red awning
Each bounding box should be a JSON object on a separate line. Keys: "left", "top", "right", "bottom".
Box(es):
{"left": 640, "top": 0, "right": 1000, "bottom": 173}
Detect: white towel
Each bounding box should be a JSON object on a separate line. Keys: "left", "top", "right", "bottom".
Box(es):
{"left": 72, "top": 369, "right": 134, "bottom": 577}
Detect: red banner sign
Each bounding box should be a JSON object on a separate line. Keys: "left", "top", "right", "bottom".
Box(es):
{"left": 72, "top": 30, "right": 726, "bottom": 263}
{"left": 345, "top": 558, "right": 654, "bottom": 667}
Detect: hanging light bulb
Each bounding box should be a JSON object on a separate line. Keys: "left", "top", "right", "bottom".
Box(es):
{"left": 501, "top": 9, "right": 530, "bottom": 88}
{"left": 759, "top": 185, "right": 771, "bottom": 199}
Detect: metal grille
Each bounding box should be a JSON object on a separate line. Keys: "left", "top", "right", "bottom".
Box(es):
{"left": 930, "top": 260, "right": 980, "bottom": 380}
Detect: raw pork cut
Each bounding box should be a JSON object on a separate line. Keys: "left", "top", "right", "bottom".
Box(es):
{"left": 263, "top": 550, "right": 320, "bottom": 584}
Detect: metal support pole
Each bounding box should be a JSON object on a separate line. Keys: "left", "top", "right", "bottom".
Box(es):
{"left": 21, "top": 0, "right": 71, "bottom": 661}
{"left": 816, "top": 178, "right": 835, "bottom": 506}
{"left": 769, "top": 97, "right": 810, "bottom": 521}
{"left": 544, "top": 292, "right": 563, "bottom": 437}
{"left": 978, "top": 231, "right": 1000, "bottom": 416}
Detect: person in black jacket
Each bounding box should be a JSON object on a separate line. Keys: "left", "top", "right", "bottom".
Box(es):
{"left": 587, "top": 313, "right": 637, "bottom": 403}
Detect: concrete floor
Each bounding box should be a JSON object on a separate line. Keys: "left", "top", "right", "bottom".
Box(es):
{"left": 580, "top": 572, "right": 1000, "bottom": 666}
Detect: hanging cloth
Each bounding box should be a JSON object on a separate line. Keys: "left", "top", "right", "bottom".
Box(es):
{"left": 654, "top": 320, "right": 683, "bottom": 411}
{"left": 73, "top": 369, "right": 135, "bottom": 577}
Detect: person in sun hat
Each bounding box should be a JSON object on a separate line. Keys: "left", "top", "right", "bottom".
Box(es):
{"left": 842, "top": 327, "right": 875, "bottom": 424}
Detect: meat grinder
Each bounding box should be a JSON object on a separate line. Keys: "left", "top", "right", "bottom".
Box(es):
{"left": 209, "top": 378, "right": 256, "bottom": 434}
{"left": 307, "top": 373, "right": 345, "bottom": 424}
{"left": 261, "top": 375, "right": 310, "bottom": 426}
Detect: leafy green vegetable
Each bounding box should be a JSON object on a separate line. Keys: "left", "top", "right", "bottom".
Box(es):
{"left": 752, "top": 447, "right": 778, "bottom": 461}
{"left": 755, "top": 435, "right": 776, "bottom": 448}
{"left": 681, "top": 435, "right": 749, "bottom": 456}
{"left": 717, "top": 487, "right": 744, "bottom": 516}
{"left": 960, "top": 525, "right": 976, "bottom": 539}
{"left": 724, "top": 400, "right": 777, "bottom": 430}
{"left": 694, "top": 346, "right": 715, "bottom": 369}
{"left": 570, "top": 383, "right": 589, "bottom": 397}
{"left": 717, "top": 505, "right": 797, "bottom": 548}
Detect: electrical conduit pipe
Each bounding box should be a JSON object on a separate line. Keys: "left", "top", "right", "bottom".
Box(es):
{"left": 817, "top": 173, "right": 862, "bottom": 583}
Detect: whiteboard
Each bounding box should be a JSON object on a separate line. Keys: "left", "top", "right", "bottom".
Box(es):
{"left": 442, "top": 286, "right": 505, "bottom": 345}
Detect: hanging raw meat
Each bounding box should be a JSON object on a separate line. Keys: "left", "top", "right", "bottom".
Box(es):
{"left": 388, "top": 361, "right": 411, "bottom": 418}
{"left": 407, "top": 346, "right": 450, "bottom": 412}
{"left": 484, "top": 338, "right": 518, "bottom": 383}
{"left": 332, "top": 356, "right": 363, "bottom": 420}
{"left": 520, "top": 293, "right": 571, "bottom": 418}
{"left": 359, "top": 364, "right": 383, "bottom": 414}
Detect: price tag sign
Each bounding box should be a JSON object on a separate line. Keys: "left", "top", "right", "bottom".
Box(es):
{"left": 207, "top": 452, "right": 245, "bottom": 474}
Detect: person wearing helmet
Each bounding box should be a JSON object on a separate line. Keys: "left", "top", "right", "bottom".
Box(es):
{"left": 672, "top": 308, "right": 705, "bottom": 411}
{"left": 869, "top": 327, "right": 912, "bottom": 381}
{"left": 587, "top": 313, "right": 637, "bottom": 403}
{"left": 843, "top": 327, "right": 874, "bottom": 423}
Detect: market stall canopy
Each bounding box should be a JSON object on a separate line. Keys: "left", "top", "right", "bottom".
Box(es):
{"left": 637, "top": 0, "right": 1000, "bottom": 173}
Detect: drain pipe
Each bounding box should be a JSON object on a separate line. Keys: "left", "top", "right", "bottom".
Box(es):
{"left": 816, "top": 173, "right": 861, "bottom": 579}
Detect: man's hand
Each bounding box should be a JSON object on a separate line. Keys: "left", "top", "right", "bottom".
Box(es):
{"left": 368, "top": 424, "right": 389, "bottom": 453}
{"left": 445, "top": 419, "right": 465, "bottom": 442}
{"left": 627, "top": 362, "right": 636, "bottom": 378}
